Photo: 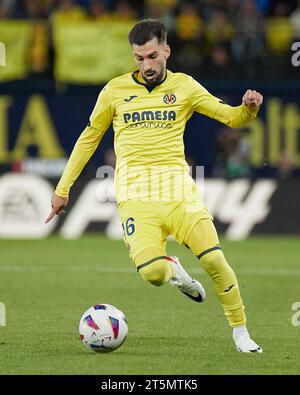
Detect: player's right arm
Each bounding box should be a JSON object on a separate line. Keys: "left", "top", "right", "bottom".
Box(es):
{"left": 45, "top": 85, "right": 114, "bottom": 223}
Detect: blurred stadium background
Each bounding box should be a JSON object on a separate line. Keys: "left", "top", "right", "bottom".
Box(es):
{"left": 0, "top": 0, "right": 299, "bottom": 240}
{"left": 0, "top": 0, "right": 300, "bottom": 376}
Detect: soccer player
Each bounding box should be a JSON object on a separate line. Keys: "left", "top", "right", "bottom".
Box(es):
{"left": 46, "top": 20, "right": 263, "bottom": 353}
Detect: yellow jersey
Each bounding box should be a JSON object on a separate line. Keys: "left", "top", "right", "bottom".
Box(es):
{"left": 55, "top": 70, "right": 258, "bottom": 201}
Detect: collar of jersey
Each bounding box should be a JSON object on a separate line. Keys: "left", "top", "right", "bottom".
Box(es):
{"left": 131, "top": 70, "right": 168, "bottom": 93}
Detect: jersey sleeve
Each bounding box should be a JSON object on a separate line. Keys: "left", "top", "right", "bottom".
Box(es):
{"left": 55, "top": 86, "right": 114, "bottom": 198}
{"left": 188, "top": 77, "right": 259, "bottom": 128}
{"left": 89, "top": 84, "right": 115, "bottom": 131}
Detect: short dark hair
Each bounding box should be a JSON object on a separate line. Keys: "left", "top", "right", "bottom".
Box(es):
{"left": 128, "top": 19, "right": 167, "bottom": 46}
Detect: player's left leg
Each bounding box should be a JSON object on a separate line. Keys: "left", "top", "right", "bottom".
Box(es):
{"left": 185, "top": 219, "right": 245, "bottom": 326}
{"left": 185, "top": 218, "right": 262, "bottom": 353}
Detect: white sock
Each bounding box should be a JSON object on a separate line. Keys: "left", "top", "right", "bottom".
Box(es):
{"left": 232, "top": 325, "right": 249, "bottom": 342}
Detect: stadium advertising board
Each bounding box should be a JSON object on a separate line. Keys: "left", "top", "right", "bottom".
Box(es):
{"left": 0, "top": 86, "right": 299, "bottom": 239}
{"left": 0, "top": 173, "right": 299, "bottom": 239}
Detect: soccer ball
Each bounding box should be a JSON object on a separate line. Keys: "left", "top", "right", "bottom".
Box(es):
{"left": 79, "top": 304, "right": 128, "bottom": 353}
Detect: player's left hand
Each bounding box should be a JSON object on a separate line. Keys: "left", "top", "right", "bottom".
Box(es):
{"left": 242, "top": 89, "right": 263, "bottom": 109}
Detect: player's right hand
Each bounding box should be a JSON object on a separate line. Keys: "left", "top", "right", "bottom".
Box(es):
{"left": 45, "top": 193, "right": 69, "bottom": 224}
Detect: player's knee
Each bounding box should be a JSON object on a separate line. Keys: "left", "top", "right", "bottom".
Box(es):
{"left": 186, "top": 219, "right": 220, "bottom": 257}
{"left": 134, "top": 247, "right": 169, "bottom": 286}
{"left": 139, "top": 260, "right": 170, "bottom": 286}
{"left": 199, "top": 250, "right": 231, "bottom": 278}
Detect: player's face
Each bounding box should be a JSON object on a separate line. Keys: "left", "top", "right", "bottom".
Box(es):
{"left": 132, "top": 37, "right": 170, "bottom": 85}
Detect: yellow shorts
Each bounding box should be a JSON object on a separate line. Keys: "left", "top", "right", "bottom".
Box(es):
{"left": 118, "top": 194, "right": 212, "bottom": 263}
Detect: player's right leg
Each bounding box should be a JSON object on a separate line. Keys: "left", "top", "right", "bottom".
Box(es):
{"left": 135, "top": 247, "right": 172, "bottom": 286}
{"left": 118, "top": 200, "right": 171, "bottom": 286}
{"left": 135, "top": 250, "right": 206, "bottom": 302}
{"left": 118, "top": 200, "right": 205, "bottom": 300}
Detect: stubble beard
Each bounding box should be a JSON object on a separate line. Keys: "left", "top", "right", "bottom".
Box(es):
{"left": 142, "top": 67, "right": 166, "bottom": 86}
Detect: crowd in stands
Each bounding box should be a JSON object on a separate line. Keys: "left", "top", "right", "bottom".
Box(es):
{"left": 0, "top": 0, "right": 299, "bottom": 80}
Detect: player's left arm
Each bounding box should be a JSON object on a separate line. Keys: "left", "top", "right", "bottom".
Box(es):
{"left": 240, "top": 88, "right": 263, "bottom": 120}
{"left": 189, "top": 78, "right": 263, "bottom": 128}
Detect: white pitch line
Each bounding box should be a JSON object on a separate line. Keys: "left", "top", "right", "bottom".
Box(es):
{"left": 0, "top": 265, "right": 299, "bottom": 276}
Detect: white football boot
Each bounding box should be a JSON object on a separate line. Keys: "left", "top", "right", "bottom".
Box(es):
{"left": 167, "top": 256, "right": 206, "bottom": 302}
{"left": 233, "top": 327, "right": 263, "bottom": 353}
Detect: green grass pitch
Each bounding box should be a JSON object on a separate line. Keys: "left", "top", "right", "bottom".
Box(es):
{"left": 0, "top": 235, "right": 299, "bottom": 375}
